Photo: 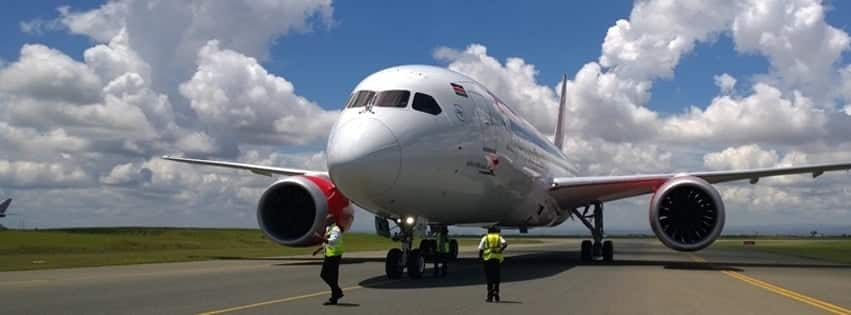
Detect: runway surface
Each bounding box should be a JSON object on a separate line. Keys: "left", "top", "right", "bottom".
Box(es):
{"left": 1, "top": 238, "right": 850, "bottom": 315}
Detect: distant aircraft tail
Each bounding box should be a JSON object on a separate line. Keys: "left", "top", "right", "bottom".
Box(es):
{"left": 553, "top": 73, "right": 568, "bottom": 150}
{"left": 0, "top": 198, "right": 11, "bottom": 217}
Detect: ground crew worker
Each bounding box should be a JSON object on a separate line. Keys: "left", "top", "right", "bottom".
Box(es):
{"left": 434, "top": 226, "right": 450, "bottom": 277}
{"left": 313, "top": 214, "right": 344, "bottom": 305}
{"left": 478, "top": 226, "right": 507, "bottom": 303}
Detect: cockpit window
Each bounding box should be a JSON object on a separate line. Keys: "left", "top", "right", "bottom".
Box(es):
{"left": 412, "top": 93, "right": 442, "bottom": 115}
{"left": 373, "top": 90, "right": 410, "bottom": 107}
{"left": 346, "top": 90, "right": 375, "bottom": 108}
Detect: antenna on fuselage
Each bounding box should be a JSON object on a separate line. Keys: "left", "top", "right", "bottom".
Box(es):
{"left": 553, "top": 73, "right": 568, "bottom": 150}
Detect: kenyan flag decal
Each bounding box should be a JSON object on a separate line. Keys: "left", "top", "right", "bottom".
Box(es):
{"left": 451, "top": 83, "right": 468, "bottom": 97}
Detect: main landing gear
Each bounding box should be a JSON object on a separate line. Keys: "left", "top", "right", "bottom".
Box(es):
{"left": 569, "top": 201, "right": 614, "bottom": 262}
{"left": 384, "top": 220, "right": 459, "bottom": 279}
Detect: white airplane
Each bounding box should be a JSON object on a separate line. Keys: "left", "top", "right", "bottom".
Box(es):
{"left": 164, "top": 65, "right": 851, "bottom": 279}
{"left": 0, "top": 198, "right": 12, "bottom": 218}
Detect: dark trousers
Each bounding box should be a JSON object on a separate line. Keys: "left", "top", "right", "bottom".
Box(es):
{"left": 321, "top": 255, "right": 342, "bottom": 299}
{"left": 483, "top": 259, "right": 501, "bottom": 297}
{"left": 433, "top": 253, "right": 448, "bottom": 276}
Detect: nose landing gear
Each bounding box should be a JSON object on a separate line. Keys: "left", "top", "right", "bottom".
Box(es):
{"left": 382, "top": 219, "right": 457, "bottom": 279}
{"left": 385, "top": 222, "right": 425, "bottom": 279}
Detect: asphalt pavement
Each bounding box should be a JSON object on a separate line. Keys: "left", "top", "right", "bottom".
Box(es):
{"left": 1, "top": 238, "right": 849, "bottom": 315}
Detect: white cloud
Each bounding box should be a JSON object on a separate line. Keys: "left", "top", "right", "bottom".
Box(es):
{"left": 59, "top": 2, "right": 128, "bottom": 42}
{"left": 0, "top": 44, "right": 102, "bottom": 104}
{"left": 704, "top": 144, "right": 781, "bottom": 170}
{"left": 0, "top": 123, "right": 89, "bottom": 157}
{"left": 563, "top": 62, "right": 658, "bottom": 142}
{"left": 662, "top": 83, "right": 827, "bottom": 145}
{"left": 84, "top": 29, "right": 151, "bottom": 84}
{"left": 731, "top": 0, "right": 850, "bottom": 99}
{"left": 59, "top": 0, "right": 333, "bottom": 93}
{"left": 563, "top": 137, "right": 672, "bottom": 175}
{"left": 0, "top": 0, "right": 340, "bottom": 228}
{"left": 714, "top": 73, "right": 737, "bottom": 94}
{"left": 0, "top": 160, "right": 91, "bottom": 188}
{"left": 600, "top": 0, "right": 736, "bottom": 81}
{"left": 841, "top": 64, "right": 851, "bottom": 106}
{"left": 180, "top": 41, "right": 338, "bottom": 147}
{"left": 100, "top": 162, "right": 152, "bottom": 185}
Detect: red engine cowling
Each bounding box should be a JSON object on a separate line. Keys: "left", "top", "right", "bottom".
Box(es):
{"left": 257, "top": 175, "right": 353, "bottom": 247}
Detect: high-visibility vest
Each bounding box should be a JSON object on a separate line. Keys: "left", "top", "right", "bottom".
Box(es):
{"left": 437, "top": 234, "right": 450, "bottom": 254}
{"left": 324, "top": 224, "right": 344, "bottom": 257}
{"left": 482, "top": 233, "right": 503, "bottom": 262}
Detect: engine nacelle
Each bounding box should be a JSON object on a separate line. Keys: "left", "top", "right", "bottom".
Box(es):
{"left": 257, "top": 175, "right": 353, "bottom": 247}
{"left": 649, "top": 176, "right": 725, "bottom": 251}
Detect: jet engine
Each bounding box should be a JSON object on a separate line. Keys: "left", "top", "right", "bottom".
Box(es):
{"left": 649, "top": 176, "right": 725, "bottom": 251}
{"left": 257, "top": 175, "right": 352, "bottom": 247}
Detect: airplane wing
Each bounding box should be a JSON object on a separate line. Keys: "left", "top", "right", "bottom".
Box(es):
{"left": 161, "top": 156, "right": 326, "bottom": 177}
{"left": 549, "top": 162, "right": 851, "bottom": 205}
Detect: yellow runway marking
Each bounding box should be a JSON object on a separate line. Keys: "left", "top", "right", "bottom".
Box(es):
{"left": 689, "top": 254, "right": 851, "bottom": 315}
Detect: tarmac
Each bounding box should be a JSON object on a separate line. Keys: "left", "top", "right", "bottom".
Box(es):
{"left": 1, "top": 238, "right": 850, "bottom": 315}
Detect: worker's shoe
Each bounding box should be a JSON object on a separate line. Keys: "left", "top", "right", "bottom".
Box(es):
{"left": 494, "top": 294, "right": 500, "bottom": 303}
{"left": 332, "top": 292, "right": 344, "bottom": 300}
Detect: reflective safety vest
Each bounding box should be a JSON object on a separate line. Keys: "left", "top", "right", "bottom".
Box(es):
{"left": 324, "top": 224, "right": 344, "bottom": 257}
{"left": 482, "top": 233, "right": 503, "bottom": 262}
{"left": 437, "top": 234, "right": 450, "bottom": 254}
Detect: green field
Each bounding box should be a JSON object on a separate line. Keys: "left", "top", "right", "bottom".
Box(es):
{"left": 0, "top": 228, "right": 537, "bottom": 272}
{"left": 713, "top": 239, "right": 851, "bottom": 264}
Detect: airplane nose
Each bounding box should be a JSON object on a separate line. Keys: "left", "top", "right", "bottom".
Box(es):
{"left": 327, "top": 118, "right": 401, "bottom": 203}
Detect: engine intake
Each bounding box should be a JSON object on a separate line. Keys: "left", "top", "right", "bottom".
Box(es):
{"left": 257, "top": 175, "right": 352, "bottom": 247}
{"left": 649, "top": 176, "right": 725, "bottom": 251}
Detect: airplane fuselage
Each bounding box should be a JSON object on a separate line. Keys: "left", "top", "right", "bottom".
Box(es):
{"left": 327, "top": 65, "right": 577, "bottom": 228}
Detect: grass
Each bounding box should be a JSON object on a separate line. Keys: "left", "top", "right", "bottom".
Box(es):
{"left": 713, "top": 239, "right": 851, "bottom": 264}
{"left": 0, "top": 228, "right": 538, "bottom": 271}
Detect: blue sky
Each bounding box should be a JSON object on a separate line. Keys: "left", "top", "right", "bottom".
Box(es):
{"left": 2, "top": 1, "right": 851, "bottom": 232}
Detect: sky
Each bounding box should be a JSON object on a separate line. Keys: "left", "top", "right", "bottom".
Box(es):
{"left": 1, "top": 0, "right": 851, "bottom": 234}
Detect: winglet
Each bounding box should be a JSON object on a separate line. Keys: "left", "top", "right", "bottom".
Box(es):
{"left": 553, "top": 73, "right": 568, "bottom": 150}
{"left": 0, "top": 198, "right": 11, "bottom": 216}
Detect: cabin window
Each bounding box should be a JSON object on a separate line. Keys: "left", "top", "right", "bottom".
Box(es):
{"left": 412, "top": 93, "right": 442, "bottom": 115}
{"left": 373, "top": 90, "right": 410, "bottom": 107}
{"left": 346, "top": 90, "right": 375, "bottom": 108}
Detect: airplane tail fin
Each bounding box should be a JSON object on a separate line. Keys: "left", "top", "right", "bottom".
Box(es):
{"left": 553, "top": 73, "right": 568, "bottom": 150}
{"left": 0, "top": 198, "right": 10, "bottom": 216}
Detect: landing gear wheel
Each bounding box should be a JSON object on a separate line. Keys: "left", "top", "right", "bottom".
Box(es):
{"left": 385, "top": 248, "right": 404, "bottom": 279}
{"left": 602, "top": 240, "right": 614, "bottom": 262}
{"left": 592, "top": 241, "right": 603, "bottom": 260}
{"left": 407, "top": 249, "right": 425, "bottom": 279}
{"left": 449, "top": 239, "right": 459, "bottom": 260}
{"left": 580, "top": 240, "right": 592, "bottom": 262}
